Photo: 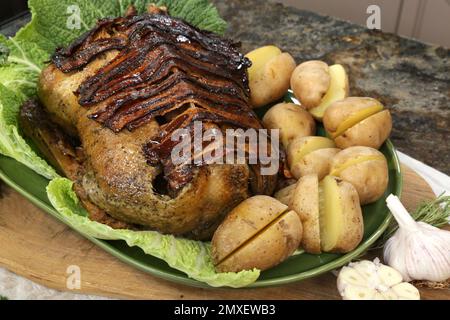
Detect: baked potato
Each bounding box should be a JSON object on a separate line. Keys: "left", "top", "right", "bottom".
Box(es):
{"left": 275, "top": 174, "right": 363, "bottom": 254}
{"left": 212, "top": 196, "right": 302, "bottom": 272}
{"left": 246, "top": 46, "right": 296, "bottom": 108}
{"left": 290, "top": 61, "right": 349, "bottom": 121}
{"left": 323, "top": 97, "right": 392, "bottom": 149}
{"left": 290, "top": 61, "right": 331, "bottom": 109}
{"left": 287, "top": 135, "right": 340, "bottom": 179}
{"left": 319, "top": 175, "right": 363, "bottom": 253}
{"left": 289, "top": 175, "right": 321, "bottom": 254}
{"left": 330, "top": 146, "right": 388, "bottom": 204}
{"left": 262, "top": 103, "right": 316, "bottom": 149}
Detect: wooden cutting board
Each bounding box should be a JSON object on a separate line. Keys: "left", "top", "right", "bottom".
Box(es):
{"left": 0, "top": 165, "right": 447, "bottom": 300}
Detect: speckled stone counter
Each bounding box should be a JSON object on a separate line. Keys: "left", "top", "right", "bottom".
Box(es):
{"left": 1, "top": 1, "right": 449, "bottom": 173}
{"left": 212, "top": 0, "right": 450, "bottom": 174}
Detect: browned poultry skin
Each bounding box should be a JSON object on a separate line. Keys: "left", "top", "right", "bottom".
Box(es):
{"left": 39, "top": 62, "right": 251, "bottom": 240}
{"left": 37, "top": 10, "right": 276, "bottom": 240}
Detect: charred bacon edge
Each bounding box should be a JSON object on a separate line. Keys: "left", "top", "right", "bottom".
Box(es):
{"left": 92, "top": 77, "right": 256, "bottom": 131}
{"left": 51, "top": 10, "right": 276, "bottom": 195}
{"left": 77, "top": 40, "right": 249, "bottom": 106}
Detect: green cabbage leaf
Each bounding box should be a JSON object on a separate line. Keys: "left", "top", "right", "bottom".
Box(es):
{"left": 47, "top": 178, "right": 259, "bottom": 287}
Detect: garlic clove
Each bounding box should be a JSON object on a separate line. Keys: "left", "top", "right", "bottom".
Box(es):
{"left": 381, "top": 289, "right": 398, "bottom": 300}
{"left": 377, "top": 265, "right": 403, "bottom": 287}
{"left": 343, "top": 285, "right": 377, "bottom": 300}
{"left": 391, "top": 282, "right": 420, "bottom": 300}
{"left": 352, "top": 260, "right": 377, "bottom": 279}
{"left": 337, "top": 266, "right": 368, "bottom": 293}
{"left": 373, "top": 292, "right": 385, "bottom": 300}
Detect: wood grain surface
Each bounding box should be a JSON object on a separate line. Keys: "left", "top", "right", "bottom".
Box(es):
{"left": 0, "top": 165, "right": 447, "bottom": 300}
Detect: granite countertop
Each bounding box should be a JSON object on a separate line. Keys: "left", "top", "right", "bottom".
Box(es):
{"left": 1, "top": 1, "right": 449, "bottom": 174}
{"left": 212, "top": 0, "right": 450, "bottom": 174}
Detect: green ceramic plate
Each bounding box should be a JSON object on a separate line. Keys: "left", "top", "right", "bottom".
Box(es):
{"left": 0, "top": 92, "right": 402, "bottom": 288}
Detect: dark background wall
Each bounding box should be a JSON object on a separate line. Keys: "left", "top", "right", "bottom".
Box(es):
{"left": 0, "top": 0, "right": 28, "bottom": 24}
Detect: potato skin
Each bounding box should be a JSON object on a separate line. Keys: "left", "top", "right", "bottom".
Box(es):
{"left": 215, "top": 210, "right": 302, "bottom": 272}
{"left": 309, "top": 64, "right": 349, "bottom": 121}
{"left": 323, "top": 97, "right": 392, "bottom": 149}
{"left": 211, "top": 195, "right": 288, "bottom": 264}
{"left": 332, "top": 179, "right": 364, "bottom": 253}
{"left": 330, "top": 147, "right": 388, "bottom": 204}
{"left": 250, "top": 53, "right": 296, "bottom": 108}
{"left": 290, "top": 60, "right": 330, "bottom": 109}
{"left": 334, "top": 110, "right": 392, "bottom": 149}
{"left": 290, "top": 148, "right": 340, "bottom": 180}
{"left": 274, "top": 184, "right": 296, "bottom": 205}
{"left": 290, "top": 175, "right": 321, "bottom": 254}
{"left": 262, "top": 103, "right": 316, "bottom": 148}
{"left": 323, "top": 97, "right": 381, "bottom": 134}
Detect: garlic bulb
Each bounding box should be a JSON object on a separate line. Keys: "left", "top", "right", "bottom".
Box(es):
{"left": 384, "top": 194, "right": 450, "bottom": 282}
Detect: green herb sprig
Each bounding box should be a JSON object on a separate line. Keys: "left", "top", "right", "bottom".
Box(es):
{"left": 378, "top": 193, "right": 450, "bottom": 246}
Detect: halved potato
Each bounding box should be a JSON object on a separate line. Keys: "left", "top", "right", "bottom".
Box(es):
{"left": 290, "top": 61, "right": 331, "bottom": 109}
{"left": 246, "top": 46, "right": 296, "bottom": 108}
{"left": 211, "top": 195, "right": 288, "bottom": 264}
{"left": 290, "top": 175, "right": 321, "bottom": 254}
{"left": 246, "top": 45, "right": 282, "bottom": 82}
{"left": 309, "top": 64, "right": 349, "bottom": 121}
{"left": 334, "top": 110, "right": 392, "bottom": 149}
{"left": 323, "top": 97, "right": 383, "bottom": 135}
{"left": 330, "top": 147, "right": 388, "bottom": 204}
{"left": 287, "top": 136, "right": 339, "bottom": 179}
{"left": 262, "top": 103, "right": 316, "bottom": 148}
{"left": 323, "top": 97, "right": 392, "bottom": 149}
{"left": 319, "top": 176, "right": 363, "bottom": 253}
{"left": 215, "top": 210, "right": 302, "bottom": 272}
{"left": 212, "top": 195, "right": 302, "bottom": 272}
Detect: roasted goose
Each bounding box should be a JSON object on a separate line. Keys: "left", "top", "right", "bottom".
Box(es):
{"left": 21, "top": 6, "right": 278, "bottom": 240}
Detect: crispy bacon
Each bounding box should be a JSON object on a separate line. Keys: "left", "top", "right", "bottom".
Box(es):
{"left": 52, "top": 10, "right": 277, "bottom": 195}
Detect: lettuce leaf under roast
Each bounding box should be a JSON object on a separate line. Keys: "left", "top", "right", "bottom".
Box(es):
{"left": 47, "top": 178, "right": 260, "bottom": 287}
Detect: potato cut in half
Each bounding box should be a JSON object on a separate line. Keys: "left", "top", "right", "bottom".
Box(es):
{"left": 334, "top": 110, "right": 392, "bottom": 150}
{"left": 279, "top": 174, "right": 363, "bottom": 254}
{"left": 309, "top": 64, "right": 349, "bottom": 121}
{"left": 323, "top": 97, "right": 392, "bottom": 149}
{"left": 330, "top": 105, "right": 383, "bottom": 139}
{"left": 246, "top": 45, "right": 282, "bottom": 82}
{"left": 211, "top": 195, "right": 288, "bottom": 264}
{"left": 215, "top": 209, "right": 302, "bottom": 272}
{"left": 330, "top": 147, "right": 388, "bottom": 204}
{"left": 319, "top": 176, "right": 363, "bottom": 253}
{"left": 212, "top": 196, "right": 302, "bottom": 272}
{"left": 287, "top": 136, "right": 339, "bottom": 179}
{"left": 246, "top": 46, "right": 296, "bottom": 108}
{"left": 290, "top": 60, "right": 331, "bottom": 109}
{"left": 290, "top": 174, "right": 321, "bottom": 254}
